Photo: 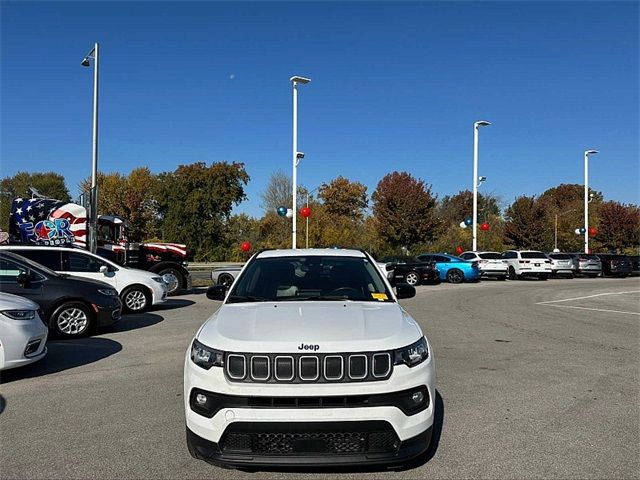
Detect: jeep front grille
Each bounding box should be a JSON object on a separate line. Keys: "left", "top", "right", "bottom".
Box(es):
{"left": 224, "top": 352, "right": 393, "bottom": 383}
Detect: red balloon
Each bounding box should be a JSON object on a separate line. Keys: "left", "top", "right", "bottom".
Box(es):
{"left": 455, "top": 246, "right": 464, "bottom": 255}
{"left": 480, "top": 222, "right": 490, "bottom": 231}
{"left": 300, "top": 207, "right": 311, "bottom": 218}
{"left": 588, "top": 227, "right": 597, "bottom": 237}
{"left": 240, "top": 241, "right": 251, "bottom": 252}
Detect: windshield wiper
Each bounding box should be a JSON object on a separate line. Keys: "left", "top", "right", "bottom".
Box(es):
{"left": 226, "top": 295, "right": 271, "bottom": 303}
{"left": 296, "top": 295, "right": 374, "bottom": 301}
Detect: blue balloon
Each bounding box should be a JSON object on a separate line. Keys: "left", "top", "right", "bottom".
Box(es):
{"left": 464, "top": 218, "right": 473, "bottom": 226}
{"left": 276, "top": 206, "right": 287, "bottom": 217}
{"left": 579, "top": 227, "right": 586, "bottom": 234}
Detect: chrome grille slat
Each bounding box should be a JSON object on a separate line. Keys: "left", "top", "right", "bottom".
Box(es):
{"left": 225, "top": 352, "right": 393, "bottom": 383}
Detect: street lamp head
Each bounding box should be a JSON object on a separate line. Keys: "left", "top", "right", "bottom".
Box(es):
{"left": 475, "top": 120, "right": 491, "bottom": 128}
{"left": 81, "top": 57, "right": 91, "bottom": 67}
{"left": 290, "top": 75, "right": 311, "bottom": 85}
{"left": 296, "top": 152, "right": 305, "bottom": 159}
{"left": 585, "top": 149, "right": 598, "bottom": 156}
{"left": 478, "top": 176, "right": 487, "bottom": 182}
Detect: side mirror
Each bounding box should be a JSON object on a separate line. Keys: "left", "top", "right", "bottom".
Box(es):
{"left": 206, "top": 285, "right": 227, "bottom": 301}
{"left": 99, "top": 265, "right": 108, "bottom": 274}
{"left": 395, "top": 283, "right": 416, "bottom": 299}
{"left": 17, "top": 271, "right": 30, "bottom": 288}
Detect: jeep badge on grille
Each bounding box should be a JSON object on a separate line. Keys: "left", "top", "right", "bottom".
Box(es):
{"left": 298, "top": 343, "right": 320, "bottom": 351}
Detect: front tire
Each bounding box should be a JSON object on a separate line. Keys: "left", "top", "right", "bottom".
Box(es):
{"left": 404, "top": 271, "right": 420, "bottom": 286}
{"left": 446, "top": 268, "right": 464, "bottom": 284}
{"left": 51, "top": 302, "right": 93, "bottom": 338}
{"left": 508, "top": 266, "right": 518, "bottom": 280}
{"left": 122, "top": 286, "right": 151, "bottom": 313}
{"left": 158, "top": 267, "right": 183, "bottom": 296}
{"left": 218, "top": 273, "right": 234, "bottom": 288}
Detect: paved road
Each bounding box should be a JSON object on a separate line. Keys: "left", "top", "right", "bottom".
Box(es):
{"left": 1, "top": 278, "right": 638, "bottom": 479}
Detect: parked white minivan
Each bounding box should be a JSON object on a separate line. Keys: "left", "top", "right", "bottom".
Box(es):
{"left": 0, "top": 246, "right": 167, "bottom": 313}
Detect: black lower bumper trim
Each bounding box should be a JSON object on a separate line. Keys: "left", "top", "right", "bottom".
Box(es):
{"left": 187, "top": 423, "right": 432, "bottom": 469}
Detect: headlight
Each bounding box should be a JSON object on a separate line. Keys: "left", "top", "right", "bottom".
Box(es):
{"left": 98, "top": 288, "right": 118, "bottom": 296}
{"left": 190, "top": 339, "right": 224, "bottom": 370}
{"left": 394, "top": 337, "right": 429, "bottom": 367}
{"left": 151, "top": 277, "right": 165, "bottom": 284}
{"left": 2, "top": 310, "right": 36, "bottom": 320}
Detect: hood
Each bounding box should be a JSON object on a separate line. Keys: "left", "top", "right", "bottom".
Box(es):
{"left": 62, "top": 274, "right": 114, "bottom": 289}
{"left": 197, "top": 301, "right": 422, "bottom": 353}
{"left": 0, "top": 292, "right": 40, "bottom": 310}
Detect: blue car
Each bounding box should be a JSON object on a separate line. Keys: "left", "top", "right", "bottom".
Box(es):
{"left": 416, "top": 253, "right": 480, "bottom": 283}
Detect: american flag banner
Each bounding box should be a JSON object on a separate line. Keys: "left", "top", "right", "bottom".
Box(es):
{"left": 9, "top": 197, "right": 87, "bottom": 247}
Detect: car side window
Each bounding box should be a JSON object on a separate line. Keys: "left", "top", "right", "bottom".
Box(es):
{"left": 460, "top": 253, "right": 473, "bottom": 260}
{"left": 0, "top": 258, "right": 24, "bottom": 282}
{"left": 65, "top": 252, "right": 106, "bottom": 273}
{"left": 13, "top": 249, "right": 62, "bottom": 271}
{"left": 434, "top": 256, "right": 449, "bottom": 263}
{"left": 416, "top": 255, "right": 430, "bottom": 262}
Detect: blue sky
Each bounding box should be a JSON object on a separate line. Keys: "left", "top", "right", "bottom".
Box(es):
{"left": 1, "top": 1, "right": 638, "bottom": 217}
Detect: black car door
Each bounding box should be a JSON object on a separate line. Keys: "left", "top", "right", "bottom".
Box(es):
{"left": 0, "top": 255, "right": 46, "bottom": 304}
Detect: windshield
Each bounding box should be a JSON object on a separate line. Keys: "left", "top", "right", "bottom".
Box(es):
{"left": 1, "top": 251, "right": 60, "bottom": 277}
{"left": 521, "top": 252, "right": 547, "bottom": 259}
{"left": 479, "top": 252, "right": 502, "bottom": 260}
{"left": 549, "top": 254, "right": 571, "bottom": 259}
{"left": 228, "top": 255, "right": 394, "bottom": 303}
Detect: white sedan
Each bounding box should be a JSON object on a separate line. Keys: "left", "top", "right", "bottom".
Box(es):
{"left": 0, "top": 246, "right": 167, "bottom": 313}
{"left": 0, "top": 292, "right": 48, "bottom": 371}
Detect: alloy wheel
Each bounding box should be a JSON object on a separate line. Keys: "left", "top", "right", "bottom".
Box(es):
{"left": 125, "top": 290, "right": 147, "bottom": 311}
{"left": 57, "top": 307, "right": 89, "bottom": 335}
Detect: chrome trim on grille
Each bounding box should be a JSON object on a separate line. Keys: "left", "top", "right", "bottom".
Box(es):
{"left": 323, "top": 355, "right": 344, "bottom": 381}
{"left": 250, "top": 355, "right": 270, "bottom": 381}
{"left": 348, "top": 354, "right": 368, "bottom": 380}
{"left": 372, "top": 352, "right": 391, "bottom": 378}
{"left": 299, "top": 356, "right": 320, "bottom": 381}
{"left": 227, "top": 354, "right": 247, "bottom": 380}
{"left": 274, "top": 355, "right": 295, "bottom": 381}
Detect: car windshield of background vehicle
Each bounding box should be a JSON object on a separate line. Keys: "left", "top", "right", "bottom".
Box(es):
{"left": 0, "top": 253, "right": 59, "bottom": 277}
{"left": 479, "top": 253, "right": 502, "bottom": 259}
{"left": 549, "top": 254, "right": 571, "bottom": 259}
{"left": 581, "top": 254, "right": 600, "bottom": 260}
{"left": 228, "top": 256, "right": 395, "bottom": 303}
{"left": 521, "top": 252, "right": 547, "bottom": 259}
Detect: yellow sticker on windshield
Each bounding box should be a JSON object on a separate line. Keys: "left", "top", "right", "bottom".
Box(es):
{"left": 372, "top": 293, "right": 388, "bottom": 301}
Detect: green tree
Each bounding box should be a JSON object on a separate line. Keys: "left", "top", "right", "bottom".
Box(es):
{"left": 503, "top": 196, "right": 550, "bottom": 250}
{"left": 223, "top": 213, "right": 261, "bottom": 261}
{"left": 154, "top": 162, "right": 249, "bottom": 261}
{"left": 1, "top": 171, "right": 70, "bottom": 232}
{"left": 371, "top": 171, "right": 439, "bottom": 252}
{"left": 80, "top": 167, "right": 159, "bottom": 242}
{"left": 438, "top": 190, "right": 500, "bottom": 226}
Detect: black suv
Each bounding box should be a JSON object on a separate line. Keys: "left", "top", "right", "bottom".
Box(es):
{"left": 0, "top": 251, "right": 122, "bottom": 337}
{"left": 596, "top": 254, "right": 633, "bottom": 278}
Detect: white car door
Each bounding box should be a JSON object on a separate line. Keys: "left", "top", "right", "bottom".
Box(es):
{"left": 63, "top": 250, "right": 120, "bottom": 290}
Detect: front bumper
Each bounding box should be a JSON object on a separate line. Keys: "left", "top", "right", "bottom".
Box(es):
{"left": 95, "top": 301, "right": 122, "bottom": 327}
{"left": 186, "top": 422, "right": 431, "bottom": 468}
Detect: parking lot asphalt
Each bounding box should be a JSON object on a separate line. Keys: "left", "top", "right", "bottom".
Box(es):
{"left": 1, "top": 277, "right": 638, "bottom": 479}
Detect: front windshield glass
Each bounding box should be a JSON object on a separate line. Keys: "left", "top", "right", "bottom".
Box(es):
{"left": 228, "top": 255, "right": 394, "bottom": 303}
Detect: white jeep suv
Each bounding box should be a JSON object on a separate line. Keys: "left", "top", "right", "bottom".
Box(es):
{"left": 459, "top": 251, "right": 508, "bottom": 280}
{"left": 184, "top": 248, "right": 435, "bottom": 469}
{"left": 502, "top": 250, "right": 553, "bottom": 280}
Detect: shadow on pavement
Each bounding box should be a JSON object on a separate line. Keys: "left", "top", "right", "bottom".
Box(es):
{"left": 0, "top": 395, "right": 5, "bottom": 415}
{"left": 240, "top": 390, "right": 445, "bottom": 474}
{"left": 0, "top": 337, "right": 122, "bottom": 384}
{"left": 107, "top": 312, "right": 164, "bottom": 333}
{"left": 153, "top": 299, "right": 196, "bottom": 311}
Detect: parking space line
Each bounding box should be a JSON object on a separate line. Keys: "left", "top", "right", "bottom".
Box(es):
{"left": 538, "top": 304, "right": 640, "bottom": 316}
{"left": 536, "top": 291, "right": 640, "bottom": 305}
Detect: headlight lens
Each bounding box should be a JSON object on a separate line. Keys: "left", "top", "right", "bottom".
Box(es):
{"left": 394, "top": 337, "right": 429, "bottom": 367}
{"left": 2, "top": 310, "right": 36, "bottom": 320}
{"left": 98, "top": 288, "right": 118, "bottom": 296}
{"left": 190, "top": 339, "right": 224, "bottom": 370}
{"left": 151, "top": 276, "right": 165, "bottom": 284}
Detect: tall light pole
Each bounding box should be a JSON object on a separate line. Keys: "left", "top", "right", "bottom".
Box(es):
{"left": 472, "top": 120, "right": 491, "bottom": 251}
{"left": 290, "top": 75, "right": 311, "bottom": 249}
{"left": 584, "top": 149, "right": 598, "bottom": 253}
{"left": 82, "top": 43, "right": 99, "bottom": 254}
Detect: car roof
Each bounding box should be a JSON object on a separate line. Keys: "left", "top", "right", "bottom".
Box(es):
{"left": 256, "top": 248, "right": 367, "bottom": 259}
